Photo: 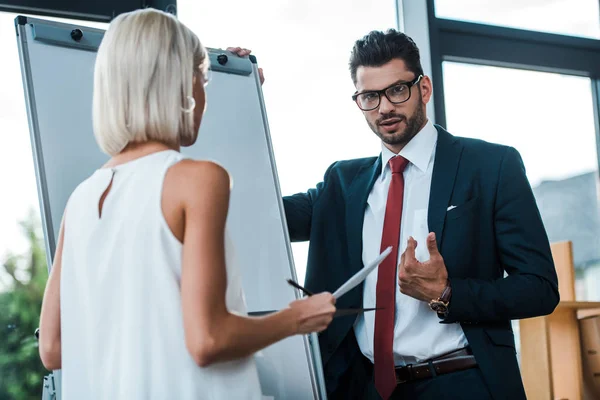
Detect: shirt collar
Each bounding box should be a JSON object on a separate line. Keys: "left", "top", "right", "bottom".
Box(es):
{"left": 380, "top": 119, "right": 438, "bottom": 175}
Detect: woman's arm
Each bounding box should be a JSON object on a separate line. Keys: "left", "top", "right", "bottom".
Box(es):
{"left": 175, "top": 160, "right": 335, "bottom": 367}
{"left": 38, "top": 215, "right": 65, "bottom": 370}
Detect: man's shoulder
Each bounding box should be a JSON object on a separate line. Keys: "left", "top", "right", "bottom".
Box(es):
{"left": 439, "top": 126, "right": 515, "bottom": 165}
{"left": 324, "top": 156, "right": 379, "bottom": 182}
{"left": 331, "top": 156, "right": 379, "bottom": 171}
{"left": 453, "top": 134, "right": 510, "bottom": 154}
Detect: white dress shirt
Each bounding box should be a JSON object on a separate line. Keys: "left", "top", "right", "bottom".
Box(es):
{"left": 354, "top": 120, "right": 468, "bottom": 366}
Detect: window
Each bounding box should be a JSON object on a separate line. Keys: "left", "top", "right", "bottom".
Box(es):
{"left": 442, "top": 61, "right": 600, "bottom": 301}
{"left": 435, "top": 0, "right": 600, "bottom": 39}
{"left": 178, "top": 0, "right": 398, "bottom": 282}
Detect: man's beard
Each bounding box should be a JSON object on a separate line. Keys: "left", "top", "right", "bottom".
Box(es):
{"left": 368, "top": 100, "right": 426, "bottom": 148}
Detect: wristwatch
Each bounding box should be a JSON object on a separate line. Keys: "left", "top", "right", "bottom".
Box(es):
{"left": 429, "top": 280, "right": 451, "bottom": 318}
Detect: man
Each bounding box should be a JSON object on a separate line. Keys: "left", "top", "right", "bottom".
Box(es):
{"left": 232, "top": 28, "right": 558, "bottom": 399}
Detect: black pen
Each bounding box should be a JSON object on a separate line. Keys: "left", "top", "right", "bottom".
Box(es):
{"left": 286, "top": 279, "right": 314, "bottom": 296}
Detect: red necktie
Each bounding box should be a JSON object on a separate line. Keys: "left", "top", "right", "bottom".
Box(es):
{"left": 374, "top": 155, "right": 409, "bottom": 400}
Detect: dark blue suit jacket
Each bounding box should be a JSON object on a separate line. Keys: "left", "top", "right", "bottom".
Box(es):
{"left": 283, "top": 126, "right": 559, "bottom": 399}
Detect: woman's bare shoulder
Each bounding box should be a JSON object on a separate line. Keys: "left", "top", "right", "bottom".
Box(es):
{"left": 165, "top": 159, "right": 231, "bottom": 203}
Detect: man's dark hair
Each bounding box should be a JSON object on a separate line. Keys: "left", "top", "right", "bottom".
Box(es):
{"left": 349, "top": 29, "right": 424, "bottom": 84}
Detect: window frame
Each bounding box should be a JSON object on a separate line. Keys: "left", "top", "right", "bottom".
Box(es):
{"left": 424, "top": 0, "right": 600, "bottom": 171}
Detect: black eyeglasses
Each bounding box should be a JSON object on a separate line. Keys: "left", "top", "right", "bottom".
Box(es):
{"left": 352, "top": 75, "right": 423, "bottom": 111}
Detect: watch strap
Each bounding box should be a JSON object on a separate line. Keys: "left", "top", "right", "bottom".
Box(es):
{"left": 440, "top": 280, "right": 452, "bottom": 303}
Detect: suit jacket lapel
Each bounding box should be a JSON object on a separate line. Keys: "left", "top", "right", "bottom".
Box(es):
{"left": 428, "top": 126, "right": 463, "bottom": 250}
{"left": 346, "top": 156, "right": 382, "bottom": 275}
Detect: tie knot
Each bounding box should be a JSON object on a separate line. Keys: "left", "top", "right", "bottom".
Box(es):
{"left": 389, "top": 156, "right": 409, "bottom": 174}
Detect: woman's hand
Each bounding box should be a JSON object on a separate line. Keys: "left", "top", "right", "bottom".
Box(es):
{"left": 288, "top": 292, "right": 336, "bottom": 334}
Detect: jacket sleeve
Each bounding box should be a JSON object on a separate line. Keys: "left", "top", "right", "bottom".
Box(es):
{"left": 283, "top": 162, "right": 337, "bottom": 242}
{"left": 443, "top": 146, "right": 560, "bottom": 323}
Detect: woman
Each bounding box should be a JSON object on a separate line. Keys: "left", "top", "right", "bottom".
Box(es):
{"left": 37, "top": 8, "right": 336, "bottom": 400}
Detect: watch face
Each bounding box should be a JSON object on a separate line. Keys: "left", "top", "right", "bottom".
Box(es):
{"left": 430, "top": 301, "right": 448, "bottom": 313}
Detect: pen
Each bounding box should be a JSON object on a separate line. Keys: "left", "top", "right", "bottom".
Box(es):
{"left": 286, "top": 279, "right": 314, "bottom": 296}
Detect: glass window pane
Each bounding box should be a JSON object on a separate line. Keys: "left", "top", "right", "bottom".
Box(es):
{"left": 442, "top": 61, "right": 600, "bottom": 303}
{"left": 178, "top": 0, "right": 397, "bottom": 282}
{"left": 435, "top": 0, "right": 600, "bottom": 39}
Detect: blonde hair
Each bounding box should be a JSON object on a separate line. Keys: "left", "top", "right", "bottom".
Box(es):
{"left": 92, "top": 8, "right": 209, "bottom": 156}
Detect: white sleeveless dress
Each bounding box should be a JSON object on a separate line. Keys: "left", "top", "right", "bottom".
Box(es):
{"left": 60, "top": 150, "right": 262, "bottom": 400}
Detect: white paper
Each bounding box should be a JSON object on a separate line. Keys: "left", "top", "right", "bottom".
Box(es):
{"left": 332, "top": 246, "right": 393, "bottom": 299}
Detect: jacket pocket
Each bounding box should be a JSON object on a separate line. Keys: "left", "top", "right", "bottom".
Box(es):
{"left": 446, "top": 196, "right": 479, "bottom": 220}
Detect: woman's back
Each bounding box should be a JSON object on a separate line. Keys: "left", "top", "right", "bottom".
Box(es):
{"left": 59, "top": 149, "right": 261, "bottom": 400}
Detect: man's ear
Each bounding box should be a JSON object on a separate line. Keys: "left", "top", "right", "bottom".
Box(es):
{"left": 420, "top": 75, "right": 433, "bottom": 104}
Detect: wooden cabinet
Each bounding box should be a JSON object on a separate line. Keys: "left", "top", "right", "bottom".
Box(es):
{"left": 519, "top": 241, "right": 600, "bottom": 400}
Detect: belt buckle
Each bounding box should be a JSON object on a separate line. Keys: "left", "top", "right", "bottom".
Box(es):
{"left": 396, "top": 376, "right": 409, "bottom": 384}
{"left": 395, "top": 364, "right": 412, "bottom": 385}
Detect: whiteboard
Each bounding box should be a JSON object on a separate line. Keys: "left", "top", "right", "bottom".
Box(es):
{"left": 15, "top": 16, "right": 326, "bottom": 400}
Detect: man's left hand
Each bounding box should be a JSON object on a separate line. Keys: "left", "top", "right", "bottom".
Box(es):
{"left": 226, "top": 47, "right": 265, "bottom": 85}
{"left": 398, "top": 233, "right": 448, "bottom": 302}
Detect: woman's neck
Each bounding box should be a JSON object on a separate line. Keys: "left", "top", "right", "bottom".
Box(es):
{"left": 103, "top": 141, "right": 178, "bottom": 169}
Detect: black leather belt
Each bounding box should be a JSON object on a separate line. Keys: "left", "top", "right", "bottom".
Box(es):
{"left": 395, "top": 348, "right": 477, "bottom": 384}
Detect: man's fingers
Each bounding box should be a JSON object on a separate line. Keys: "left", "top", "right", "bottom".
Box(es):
{"left": 405, "top": 236, "right": 417, "bottom": 261}
{"left": 426, "top": 232, "right": 441, "bottom": 257}
{"left": 398, "top": 251, "right": 405, "bottom": 277}
{"left": 225, "top": 47, "right": 251, "bottom": 57}
{"left": 225, "top": 48, "right": 263, "bottom": 83}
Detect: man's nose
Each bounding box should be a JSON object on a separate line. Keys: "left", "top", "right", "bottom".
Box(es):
{"left": 378, "top": 95, "right": 395, "bottom": 114}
